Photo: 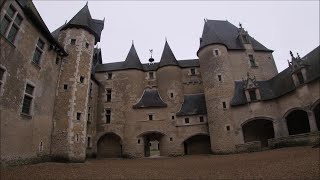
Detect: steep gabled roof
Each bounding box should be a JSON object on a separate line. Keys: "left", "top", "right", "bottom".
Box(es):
{"left": 198, "top": 20, "right": 272, "bottom": 55}
{"left": 133, "top": 89, "right": 167, "bottom": 109}
{"left": 230, "top": 46, "right": 320, "bottom": 106}
{"left": 159, "top": 41, "right": 179, "bottom": 68}
{"left": 61, "top": 3, "right": 104, "bottom": 43}
{"left": 176, "top": 94, "right": 207, "bottom": 116}
{"left": 122, "top": 44, "right": 143, "bottom": 70}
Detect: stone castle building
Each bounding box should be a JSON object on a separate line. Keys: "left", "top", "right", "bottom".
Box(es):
{"left": 1, "top": 1, "right": 319, "bottom": 165}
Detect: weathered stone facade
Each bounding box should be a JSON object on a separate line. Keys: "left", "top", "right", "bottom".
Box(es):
{"left": 0, "top": 1, "right": 319, "bottom": 166}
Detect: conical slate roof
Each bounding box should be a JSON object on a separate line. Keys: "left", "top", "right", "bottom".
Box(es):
{"left": 61, "top": 3, "right": 104, "bottom": 43}
{"left": 159, "top": 41, "right": 179, "bottom": 68}
{"left": 122, "top": 44, "right": 143, "bottom": 70}
{"left": 197, "top": 20, "right": 272, "bottom": 55}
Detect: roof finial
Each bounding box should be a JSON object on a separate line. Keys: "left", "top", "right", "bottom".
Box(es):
{"left": 149, "top": 49, "right": 154, "bottom": 63}
{"left": 103, "top": 17, "right": 105, "bottom": 22}
{"left": 132, "top": 40, "right": 134, "bottom": 45}
{"left": 297, "top": 53, "right": 300, "bottom": 59}
{"left": 65, "top": 20, "right": 67, "bottom": 24}
{"left": 165, "top": 37, "right": 167, "bottom": 42}
{"left": 239, "top": 22, "right": 242, "bottom": 29}
{"left": 86, "top": 1, "right": 88, "bottom": 6}
{"left": 290, "top": 51, "right": 294, "bottom": 58}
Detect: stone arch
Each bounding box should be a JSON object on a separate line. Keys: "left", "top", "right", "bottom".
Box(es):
{"left": 241, "top": 117, "right": 275, "bottom": 147}
{"left": 311, "top": 99, "right": 320, "bottom": 130}
{"left": 182, "top": 133, "right": 211, "bottom": 155}
{"left": 284, "top": 108, "right": 310, "bottom": 135}
{"left": 97, "top": 132, "right": 122, "bottom": 158}
{"left": 137, "top": 131, "right": 166, "bottom": 157}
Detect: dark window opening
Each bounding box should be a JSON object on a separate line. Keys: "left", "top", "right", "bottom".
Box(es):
{"left": 76, "top": 113, "right": 81, "bottom": 120}
{"left": 242, "top": 35, "right": 250, "bottom": 44}
{"left": 71, "top": 39, "right": 76, "bottom": 45}
{"left": 85, "top": 42, "right": 89, "bottom": 48}
{"left": 214, "top": 49, "right": 219, "bottom": 56}
{"left": 55, "top": 57, "right": 60, "bottom": 65}
{"left": 297, "top": 72, "right": 304, "bottom": 84}
{"left": 170, "top": 93, "right": 174, "bottom": 98}
{"left": 138, "top": 139, "right": 141, "bottom": 144}
{"left": 218, "top": 75, "right": 222, "bottom": 82}
{"left": 80, "top": 76, "right": 84, "bottom": 83}
{"left": 249, "top": 90, "right": 257, "bottom": 101}
{"left": 149, "top": 72, "right": 154, "bottom": 79}
{"left": 286, "top": 110, "right": 310, "bottom": 135}
{"left": 63, "top": 84, "right": 68, "bottom": 90}
{"left": 106, "top": 89, "right": 112, "bottom": 102}
{"left": 0, "top": 68, "right": 5, "bottom": 90}
{"left": 149, "top": 114, "right": 153, "bottom": 121}
{"left": 107, "top": 72, "right": 112, "bottom": 80}
{"left": 200, "top": 116, "right": 204, "bottom": 122}
{"left": 87, "top": 137, "right": 91, "bottom": 148}
{"left": 88, "top": 113, "right": 90, "bottom": 122}
{"left": 170, "top": 137, "right": 173, "bottom": 141}
{"left": 185, "top": 118, "right": 190, "bottom": 124}
{"left": 226, "top": 126, "right": 230, "bottom": 131}
{"left": 222, "top": 102, "right": 227, "bottom": 109}
{"left": 171, "top": 115, "right": 175, "bottom": 120}
{"left": 106, "top": 109, "right": 111, "bottom": 124}
{"left": 249, "top": 55, "right": 257, "bottom": 67}
{"left": 190, "top": 68, "right": 196, "bottom": 75}
{"left": 22, "top": 84, "right": 34, "bottom": 115}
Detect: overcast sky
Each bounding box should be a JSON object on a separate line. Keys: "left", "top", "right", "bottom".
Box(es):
{"left": 33, "top": 1, "right": 319, "bottom": 72}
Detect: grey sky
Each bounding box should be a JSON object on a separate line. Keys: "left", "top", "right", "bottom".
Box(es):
{"left": 33, "top": 1, "right": 319, "bottom": 72}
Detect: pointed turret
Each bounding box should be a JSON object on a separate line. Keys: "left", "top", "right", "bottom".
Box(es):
{"left": 159, "top": 40, "right": 178, "bottom": 68}
{"left": 61, "top": 3, "right": 104, "bottom": 43}
{"left": 123, "top": 43, "right": 143, "bottom": 70}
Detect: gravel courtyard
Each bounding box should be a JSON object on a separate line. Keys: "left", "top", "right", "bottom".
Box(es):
{"left": 1, "top": 146, "right": 319, "bottom": 180}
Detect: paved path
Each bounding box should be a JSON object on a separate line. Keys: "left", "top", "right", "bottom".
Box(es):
{"left": 1, "top": 146, "right": 319, "bottom": 180}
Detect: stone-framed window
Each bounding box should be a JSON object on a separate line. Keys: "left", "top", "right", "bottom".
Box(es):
{"left": 76, "top": 134, "right": 79, "bottom": 142}
{"left": 222, "top": 102, "right": 227, "bottom": 109}
{"left": 32, "top": 38, "right": 45, "bottom": 65}
{"left": 296, "top": 71, "right": 304, "bottom": 84}
{"left": 0, "top": 4, "right": 23, "bottom": 43}
{"left": 226, "top": 125, "right": 231, "bottom": 131}
{"left": 55, "top": 56, "right": 60, "bottom": 65}
{"left": 71, "top": 39, "right": 76, "bottom": 45}
{"left": 39, "top": 141, "right": 43, "bottom": 152}
{"left": 171, "top": 115, "right": 175, "bottom": 120}
{"left": 213, "top": 48, "right": 220, "bottom": 57}
{"left": 148, "top": 114, "right": 154, "bottom": 121}
{"left": 76, "top": 112, "right": 82, "bottom": 121}
{"left": 248, "top": 54, "right": 257, "bottom": 67}
{"left": 190, "top": 68, "right": 196, "bottom": 76}
{"left": 242, "top": 34, "right": 250, "bottom": 44}
{"left": 85, "top": 42, "right": 89, "bottom": 49}
{"left": 199, "top": 116, "right": 204, "bottom": 122}
{"left": 106, "top": 88, "right": 112, "bottom": 102}
{"left": 218, "top": 74, "right": 222, "bottom": 82}
{"left": 105, "top": 109, "right": 111, "bottom": 124}
{"left": 107, "top": 72, "right": 112, "bottom": 80}
{"left": 22, "top": 83, "right": 35, "bottom": 115}
{"left": 79, "top": 76, "right": 85, "bottom": 84}
{"left": 148, "top": 71, "right": 155, "bottom": 80}
{"left": 243, "top": 73, "right": 261, "bottom": 103}
{"left": 63, "top": 84, "right": 68, "bottom": 90}
{"left": 0, "top": 66, "right": 6, "bottom": 95}
{"left": 184, "top": 118, "right": 190, "bottom": 124}
{"left": 248, "top": 89, "right": 257, "bottom": 101}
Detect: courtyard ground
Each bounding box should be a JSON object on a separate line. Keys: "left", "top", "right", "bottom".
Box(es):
{"left": 1, "top": 146, "right": 319, "bottom": 180}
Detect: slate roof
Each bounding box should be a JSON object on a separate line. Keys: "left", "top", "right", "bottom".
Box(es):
{"left": 176, "top": 94, "right": 207, "bottom": 116}
{"left": 122, "top": 44, "right": 144, "bottom": 70}
{"left": 198, "top": 20, "right": 272, "bottom": 55}
{"left": 231, "top": 46, "right": 320, "bottom": 106}
{"left": 57, "top": 4, "right": 104, "bottom": 43}
{"left": 159, "top": 41, "right": 179, "bottom": 68}
{"left": 133, "top": 89, "right": 167, "bottom": 109}
{"left": 16, "top": 0, "right": 67, "bottom": 55}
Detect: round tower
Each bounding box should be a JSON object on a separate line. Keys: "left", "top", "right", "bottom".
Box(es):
{"left": 51, "top": 3, "right": 104, "bottom": 162}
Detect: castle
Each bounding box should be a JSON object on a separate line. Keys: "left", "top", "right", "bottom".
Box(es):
{"left": 1, "top": 1, "right": 319, "bottom": 166}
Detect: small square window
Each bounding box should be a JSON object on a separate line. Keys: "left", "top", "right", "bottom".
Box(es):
{"left": 76, "top": 112, "right": 81, "bottom": 120}
{"left": 185, "top": 118, "right": 189, "bottom": 124}
{"left": 80, "top": 76, "right": 84, "bottom": 83}
{"left": 106, "top": 109, "right": 111, "bottom": 124}
{"left": 85, "top": 42, "right": 89, "bottom": 48}
{"left": 71, "top": 39, "right": 76, "bottom": 45}
{"left": 63, "top": 84, "right": 68, "bottom": 90}
{"left": 149, "top": 114, "right": 153, "bottom": 121}
{"left": 199, "top": 116, "right": 204, "bottom": 122}
{"left": 107, "top": 72, "right": 112, "bottom": 80}
{"left": 170, "top": 93, "right": 174, "bottom": 98}
{"left": 249, "top": 90, "right": 257, "bottom": 101}
{"left": 171, "top": 115, "right": 175, "bottom": 120}
{"left": 218, "top": 75, "right": 222, "bottom": 82}
{"left": 222, "top": 102, "right": 227, "bottom": 109}
{"left": 106, "top": 89, "right": 112, "bottom": 102}
{"left": 170, "top": 137, "right": 173, "bottom": 141}
{"left": 138, "top": 139, "right": 141, "bottom": 144}
{"left": 214, "top": 49, "right": 219, "bottom": 56}
{"left": 226, "top": 125, "right": 230, "bottom": 131}
{"left": 149, "top": 72, "right": 154, "bottom": 79}
{"left": 190, "top": 68, "right": 196, "bottom": 75}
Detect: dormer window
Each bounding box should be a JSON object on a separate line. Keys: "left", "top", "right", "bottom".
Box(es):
{"left": 288, "top": 51, "right": 308, "bottom": 87}
{"left": 296, "top": 72, "right": 304, "bottom": 84}
{"left": 242, "top": 34, "right": 250, "bottom": 44}
{"left": 249, "top": 55, "right": 257, "bottom": 67}
{"left": 248, "top": 90, "right": 257, "bottom": 101}
{"left": 148, "top": 71, "right": 156, "bottom": 80}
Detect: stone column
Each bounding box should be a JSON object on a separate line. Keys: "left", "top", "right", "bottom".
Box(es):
{"left": 307, "top": 110, "right": 318, "bottom": 132}
{"left": 274, "top": 118, "right": 289, "bottom": 137}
